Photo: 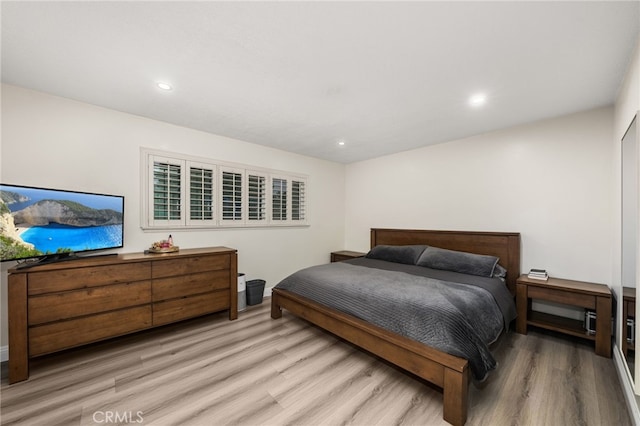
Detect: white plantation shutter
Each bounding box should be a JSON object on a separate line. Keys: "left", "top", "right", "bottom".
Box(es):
{"left": 272, "top": 177, "right": 287, "bottom": 222}
{"left": 187, "top": 163, "right": 215, "bottom": 225}
{"left": 142, "top": 148, "right": 308, "bottom": 229}
{"left": 247, "top": 171, "right": 267, "bottom": 223}
{"left": 221, "top": 168, "right": 243, "bottom": 224}
{"left": 292, "top": 179, "right": 306, "bottom": 222}
{"left": 149, "top": 155, "right": 184, "bottom": 227}
{"left": 270, "top": 176, "right": 307, "bottom": 225}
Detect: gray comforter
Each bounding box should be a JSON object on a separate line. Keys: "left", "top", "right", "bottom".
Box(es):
{"left": 274, "top": 258, "right": 516, "bottom": 381}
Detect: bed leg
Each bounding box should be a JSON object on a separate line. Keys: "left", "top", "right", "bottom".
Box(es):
{"left": 443, "top": 367, "right": 468, "bottom": 426}
{"left": 271, "top": 294, "right": 282, "bottom": 319}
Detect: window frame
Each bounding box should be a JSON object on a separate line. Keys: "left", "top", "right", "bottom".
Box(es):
{"left": 141, "top": 148, "right": 309, "bottom": 230}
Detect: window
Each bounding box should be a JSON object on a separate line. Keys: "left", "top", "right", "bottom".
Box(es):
{"left": 271, "top": 175, "right": 307, "bottom": 225}
{"left": 154, "top": 162, "right": 181, "bottom": 221}
{"left": 272, "top": 177, "right": 287, "bottom": 222}
{"left": 221, "top": 168, "right": 243, "bottom": 224}
{"left": 292, "top": 179, "right": 306, "bottom": 222}
{"left": 187, "top": 164, "right": 215, "bottom": 225}
{"left": 247, "top": 172, "right": 267, "bottom": 223}
{"left": 148, "top": 155, "right": 184, "bottom": 227}
{"left": 141, "top": 148, "right": 308, "bottom": 229}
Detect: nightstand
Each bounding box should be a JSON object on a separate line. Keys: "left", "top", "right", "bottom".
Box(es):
{"left": 330, "top": 250, "right": 366, "bottom": 262}
{"left": 516, "top": 274, "right": 611, "bottom": 357}
{"left": 623, "top": 287, "right": 635, "bottom": 357}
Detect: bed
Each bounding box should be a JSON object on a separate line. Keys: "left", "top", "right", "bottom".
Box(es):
{"left": 270, "top": 229, "right": 521, "bottom": 426}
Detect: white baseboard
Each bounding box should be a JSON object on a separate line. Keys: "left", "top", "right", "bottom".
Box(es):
{"left": 613, "top": 343, "right": 640, "bottom": 425}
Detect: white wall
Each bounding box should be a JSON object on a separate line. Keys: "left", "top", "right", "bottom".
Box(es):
{"left": 0, "top": 84, "right": 346, "bottom": 350}
{"left": 345, "top": 107, "right": 614, "bottom": 286}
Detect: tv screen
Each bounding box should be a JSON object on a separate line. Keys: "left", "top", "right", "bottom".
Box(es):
{"left": 0, "top": 184, "right": 124, "bottom": 263}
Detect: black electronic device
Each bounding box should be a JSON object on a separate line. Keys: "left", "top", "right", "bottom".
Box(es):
{"left": 1, "top": 183, "right": 124, "bottom": 266}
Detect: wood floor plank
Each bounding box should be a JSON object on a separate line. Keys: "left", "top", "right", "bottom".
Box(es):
{"left": 0, "top": 299, "right": 632, "bottom": 426}
{"left": 340, "top": 370, "right": 444, "bottom": 426}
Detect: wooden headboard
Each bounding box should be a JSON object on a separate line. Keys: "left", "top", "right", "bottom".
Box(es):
{"left": 370, "top": 228, "right": 521, "bottom": 295}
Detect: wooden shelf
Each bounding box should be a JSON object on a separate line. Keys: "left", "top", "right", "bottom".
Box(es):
{"left": 527, "top": 311, "right": 595, "bottom": 341}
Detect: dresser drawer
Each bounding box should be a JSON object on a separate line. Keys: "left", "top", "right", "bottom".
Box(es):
{"left": 28, "top": 305, "right": 152, "bottom": 356}
{"left": 152, "top": 290, "right": 230, "bottom": 326}
{"left": 27, "top": 263, "right": 151, "bottom": 295}
{"left": 152, "top": 254, "right": 229, "bottom": 278}
{"left": 28, "top": 281, "right": 151, "bottom": 325}
{"left": 152, "top": 270, "right": 229, "bottom": 302}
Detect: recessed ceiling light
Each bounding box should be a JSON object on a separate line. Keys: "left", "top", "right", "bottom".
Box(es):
{"left": 468, "top": 93, "right": 487, "bottom": 107}
{"left": 337, "top": 140, "right": 346, "bottom": 146}
{"left": 157, "top": 82, "right": 172, "bottom": 91}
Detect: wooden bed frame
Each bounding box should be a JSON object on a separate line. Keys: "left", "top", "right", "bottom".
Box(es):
{"left": 271, "top": 228, "right": 521, "bottom": 426}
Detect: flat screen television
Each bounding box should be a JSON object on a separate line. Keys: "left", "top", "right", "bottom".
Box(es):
{"left": 0, "top": 184, "right": 124, "bottom": 266}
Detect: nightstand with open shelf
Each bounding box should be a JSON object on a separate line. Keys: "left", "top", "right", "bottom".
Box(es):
{"left": 330, "top": 250, "right": 366, "bottom": 262}
{"left": 623, "top": 287, "right": 635, "bottom": 357}
{"left": 515, "top": 274, "right": 611, "bottom": 357}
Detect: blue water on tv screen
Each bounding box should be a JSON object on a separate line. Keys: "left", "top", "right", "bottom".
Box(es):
{"left": 20, "top": 223, "right": 123, "bottom": 253}
{"left": 0, "top": 184, "right": 124, "bottom": 262}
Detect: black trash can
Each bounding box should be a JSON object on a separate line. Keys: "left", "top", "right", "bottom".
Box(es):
{"left": 246, "top": 279, "right": 266, "bottom": 305}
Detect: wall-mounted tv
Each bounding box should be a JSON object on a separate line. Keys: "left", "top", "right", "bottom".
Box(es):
{"left": 0, "top": 184, "right": 124, "bottom": 266}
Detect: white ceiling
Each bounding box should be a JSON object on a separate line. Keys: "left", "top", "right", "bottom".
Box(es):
{"left": 2, "top": 1, "right": 639, "bottom": 163}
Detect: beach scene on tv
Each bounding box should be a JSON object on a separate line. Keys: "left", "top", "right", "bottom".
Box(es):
{"left": 0, "top": 185, "right": 124, "bottom": 262}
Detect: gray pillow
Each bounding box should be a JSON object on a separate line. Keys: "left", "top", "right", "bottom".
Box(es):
{"left": 416, "top": 246, "right": 499, "bottom": 277}
{"left": 493, "top": 263, "right": 507, "bottom": 279}
{"left": 365, "top": 245, "right": 428, "bottom": 265}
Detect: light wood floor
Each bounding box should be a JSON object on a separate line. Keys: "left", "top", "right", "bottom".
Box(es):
{"left": 0, "top": 299, "right": 632, "bottom": 426}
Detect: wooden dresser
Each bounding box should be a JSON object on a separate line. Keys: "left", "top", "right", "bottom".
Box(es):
{"left": 8, "top": 246, "right": 237, "bottom": 384}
